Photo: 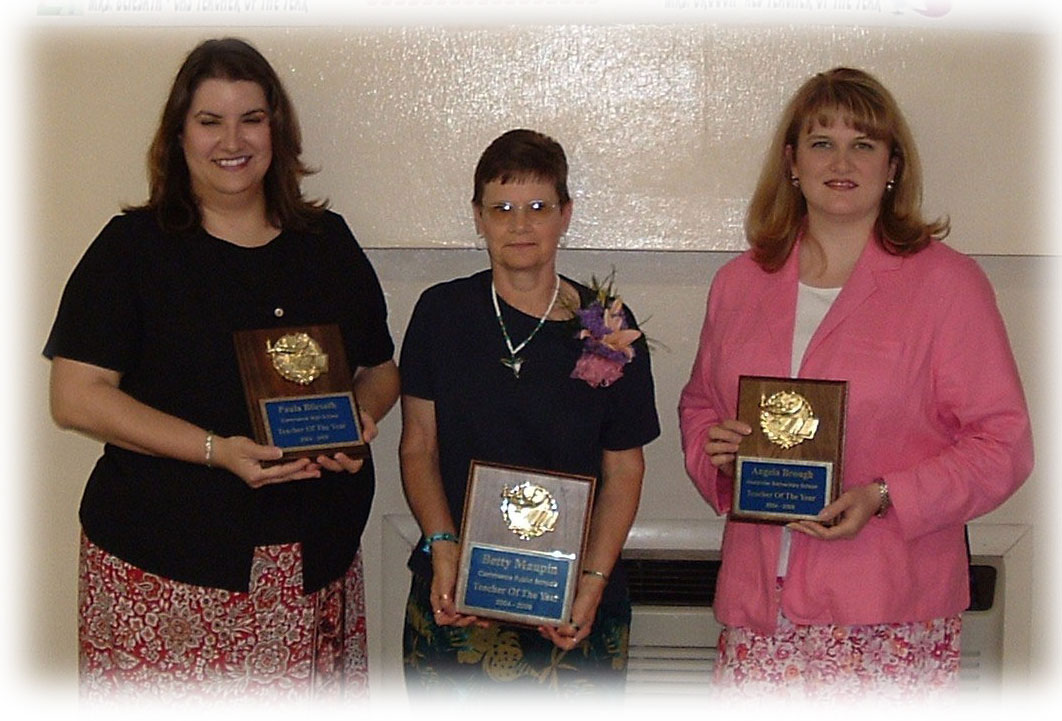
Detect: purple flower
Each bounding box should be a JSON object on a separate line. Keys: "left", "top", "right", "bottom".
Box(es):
{"left": 571, "top": 290, "right": 641, "bottom": 388}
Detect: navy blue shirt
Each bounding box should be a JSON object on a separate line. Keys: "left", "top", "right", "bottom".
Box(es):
{"left": 400, "top": 270, "right": 660, "bottom": 598}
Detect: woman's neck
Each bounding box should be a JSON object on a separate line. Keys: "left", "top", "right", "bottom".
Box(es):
{"left": 492, "top": 266, "right": 573, "bottom": 319}
{"left": 199, "top": 196, "right": 278, "bottom": 248}
{"left": 799, "top": 216, "right": 874, "bottom": 288}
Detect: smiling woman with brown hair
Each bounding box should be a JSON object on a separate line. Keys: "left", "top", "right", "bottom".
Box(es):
{"left": 44, "top": 37, "right": 399, "bottom": 699}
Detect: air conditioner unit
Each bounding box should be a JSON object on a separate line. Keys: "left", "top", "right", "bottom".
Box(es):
{"left": 621, "top": 528, "right": 1006, "bottom": 697}
{"left": 623, "top": 554, "right": 720, "bottom": 697}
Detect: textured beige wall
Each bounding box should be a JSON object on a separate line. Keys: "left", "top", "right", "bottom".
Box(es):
{"left": 15, "top": 6, "right": 1061, "bottom": 709}
{"left": 24, "top": 23, "right": 1052, "bottom": 254}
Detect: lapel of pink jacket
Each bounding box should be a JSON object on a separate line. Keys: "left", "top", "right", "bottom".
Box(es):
{"left": 798, "top": 234, "right": 905, "bottom": 372}
{"left": 752, "top": 244, "right": 802, "bottom": 375}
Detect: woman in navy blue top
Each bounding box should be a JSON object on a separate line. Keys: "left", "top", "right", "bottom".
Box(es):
{"left": 399, "top": 129, "right": 659, "bottom": 695}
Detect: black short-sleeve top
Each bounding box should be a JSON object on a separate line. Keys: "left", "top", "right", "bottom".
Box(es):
{"left": 399, "top": 270, "right": 660, "bottom": 584}
{"left": 43, "top": 209, "right": 395, "bottom": 593}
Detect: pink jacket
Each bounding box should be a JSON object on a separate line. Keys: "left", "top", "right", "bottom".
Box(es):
{"left": 679, "top": 237, "right": 1033, "bottom": 633}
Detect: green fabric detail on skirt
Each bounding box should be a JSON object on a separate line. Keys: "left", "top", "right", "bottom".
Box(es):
{"left": 402, "top": 574, "right": 630, "bottom": 697}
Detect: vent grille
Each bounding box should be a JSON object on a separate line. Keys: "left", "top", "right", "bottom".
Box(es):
{"left": 622, "top": 558, "right": 719, "bottom": 606}
{"left": 626, "top": 645, "right": 717, "bottom": 695}
{"left": 624, "top": 558, "right": 994, "bottom": 613}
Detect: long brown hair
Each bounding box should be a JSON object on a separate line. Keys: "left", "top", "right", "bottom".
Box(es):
{"left": 746, "top": 67, "right": 949, "bottom": 271}
{"left": 129, "top": 37, "right": 326, "bottom": 233}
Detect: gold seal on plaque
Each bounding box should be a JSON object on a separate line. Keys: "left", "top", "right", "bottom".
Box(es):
{"left": 266, "top": 332, "right": 329, "bottom": 386}
{"left": 500, "top": 482, "right": 559, "bottom": 540}
{"left": 760, "top": 390, "right": 819, "bottom": 449}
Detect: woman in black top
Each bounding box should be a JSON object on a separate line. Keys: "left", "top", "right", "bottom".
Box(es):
{"left": 44, "top": 38, "right": 399, "bottom": 699}
{"left": 399, "top": 129, "right": 659, "bottom": 695}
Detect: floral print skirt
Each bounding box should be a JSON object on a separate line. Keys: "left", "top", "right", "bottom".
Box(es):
{"left": 715, "top": 607, "right": 961, "bottom": 699}
{"left": 78, "top": 533, "right": 368, "bottom": 702}
{"left": 402, "top": 574, "right": 630, "bottom": 698}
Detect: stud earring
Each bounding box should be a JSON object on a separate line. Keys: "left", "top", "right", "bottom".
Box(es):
{"left": 790, "top": 176, "right": 800, "bottom": 188}
{"left": 885, "top": 179, "right": 896, "bottom": 192}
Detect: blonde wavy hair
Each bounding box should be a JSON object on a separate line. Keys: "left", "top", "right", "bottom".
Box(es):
{"left": 746, "top": 67, "right": 949, "bottom": 272}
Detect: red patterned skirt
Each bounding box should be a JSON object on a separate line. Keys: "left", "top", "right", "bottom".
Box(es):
{"left": 78, "top": 533, "right": 368, "bottom": 702}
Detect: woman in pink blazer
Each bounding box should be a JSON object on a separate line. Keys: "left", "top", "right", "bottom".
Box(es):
{"left": 679, "top": 67, "right": 1033, "bottom": 696}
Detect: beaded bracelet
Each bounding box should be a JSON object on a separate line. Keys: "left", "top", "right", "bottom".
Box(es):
{"left": 204, "top": 432, "right": 214, "bottom": 468}
{"left": 421, "top": 531, "right": 458, "bottom": 554}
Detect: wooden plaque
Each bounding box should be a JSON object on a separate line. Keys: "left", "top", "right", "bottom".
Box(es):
{"left": 233, "top": 324, "right": 367, "bottom": 461}
{"left": 732, "top": 375, "right": 847, "bottom": 523}
{"left": 455, "top": 461, "right": 596, "bottom": 626}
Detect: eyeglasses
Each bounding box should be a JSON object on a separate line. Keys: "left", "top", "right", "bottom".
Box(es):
{"left": 480, "top": 200, "right": 561, "bottom": 225}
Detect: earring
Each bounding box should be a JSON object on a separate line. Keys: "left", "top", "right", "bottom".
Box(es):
{"left": 885, "top": 179, "right": 896, "bottom": 192}
{"left": 790, "top": 176, "right": 800, "bottom": 188}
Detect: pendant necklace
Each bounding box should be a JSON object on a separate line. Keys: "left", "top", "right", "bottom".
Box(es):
{"left": 491, "top": 274, "right": 560, "bottom": 378}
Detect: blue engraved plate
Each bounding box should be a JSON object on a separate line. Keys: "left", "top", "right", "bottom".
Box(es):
{"left": 734, "top": 457, "right": 833, "bottom": 520}
{"left": 261, "top": 392, "right": 361, "bottom": 452}
{"left": 462, "top": 545, "right": 572, "bottom": 624}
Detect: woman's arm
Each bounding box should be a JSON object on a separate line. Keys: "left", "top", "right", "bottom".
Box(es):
{"left": 315, "top": 359, "right": 401, "bottom": 474}
{"left": 678, "top": 303, "right": 732, "bottom": 513}
{"left": 399, "top": 394, "right": 479, "bottom": 627}
{"left": 541, "top": 445, "right": 645, "bottom": 649}
{"left": 883, "top": 264, "right": 1034, "bottom": 539}
{"left": 352, "top": 359, "right": 400, "bottom": 424}
{"left": 50, "top": 356, "right": 320, "bottom": 487}
{"left": 795, "top": 257, "right": 1033, "bottom": 542}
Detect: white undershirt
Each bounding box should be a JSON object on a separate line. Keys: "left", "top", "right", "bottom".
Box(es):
{"left": 791, "top": 282, "right": 843, "bottom": 377}
{"left": 777, "top": 281, "right": 842, "bottom": 577}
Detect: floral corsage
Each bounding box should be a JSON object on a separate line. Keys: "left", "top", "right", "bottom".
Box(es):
{"left": 570, "top": 271, "right": 642, "bottom": 388}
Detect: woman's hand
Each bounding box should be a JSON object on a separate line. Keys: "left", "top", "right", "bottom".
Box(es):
{"left": 428, "top": 540, "right": 485, "bottom": 628}
{"left": 212, "top": 435, "right": 321, "bottom": 488}
{"left": 539, "top": 570, "right": 607, "bottom": 650}
{"left": 787, "top": 482, "right": 881, "bottom": 540}
{"left": 314, "top": 410, "right": 378, "bottom": 474}
{"left": 704, "top": 419, "right": 752, "bottom": 477}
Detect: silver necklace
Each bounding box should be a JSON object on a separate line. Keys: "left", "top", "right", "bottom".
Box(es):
{"left": 491, "top": 275, "right": 560, "bottom": 378}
